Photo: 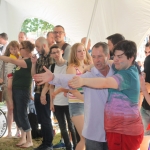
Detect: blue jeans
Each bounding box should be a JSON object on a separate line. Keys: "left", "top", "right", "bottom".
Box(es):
{"left": 13, "top": 89, "right": 31, "bottom": 132}
{"left": 34, "top": 93, "right": 53, "bottom": 147}
{"left": 54, "top": 105, "right": 77, "bottom": 150}
{"left": 85, "top": 138, "right": 108, "bottom": 150}
{"left": 140, "top": 106, "right": 150, "bottom": 135}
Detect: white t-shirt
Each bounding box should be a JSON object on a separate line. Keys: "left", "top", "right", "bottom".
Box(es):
{"left": 0, "top": 42, "right": 9, "bottom": 55}
{"left": 50, "top": 61, "right": 68, "bottom": 106}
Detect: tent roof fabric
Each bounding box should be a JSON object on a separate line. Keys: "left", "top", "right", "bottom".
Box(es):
{"left": 1, "top": 0, "right": 150, "bottom": 48}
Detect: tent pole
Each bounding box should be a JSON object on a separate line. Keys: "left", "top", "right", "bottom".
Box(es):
{"left": 85, "top": 0, "right": 99, "bottom": 49}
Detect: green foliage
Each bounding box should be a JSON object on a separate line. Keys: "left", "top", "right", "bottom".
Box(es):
{"left": 21, "top": 18, "right": 54, "bottom": 36}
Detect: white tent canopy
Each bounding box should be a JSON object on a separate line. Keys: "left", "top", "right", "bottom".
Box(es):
{"left": 1, "top": 0, "right": 150, "bottom": 48}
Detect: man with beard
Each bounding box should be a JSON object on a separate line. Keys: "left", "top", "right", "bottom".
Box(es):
{"left": 106, "top": 33, "right": 125, "bottom": 60}
{"left": 31, "top": 37, "right": 53, "bottom": 150}
{"left": 106, "top": 33, "right": 141, "bottom": 74}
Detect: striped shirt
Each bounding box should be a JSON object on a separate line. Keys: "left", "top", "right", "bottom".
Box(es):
{"left": 68, "top": 67, "right": 84, "bottom": 103}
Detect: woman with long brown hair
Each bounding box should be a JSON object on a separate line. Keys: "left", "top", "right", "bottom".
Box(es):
{"left": 66, "top": 43, "right": 91, "bottom": 150}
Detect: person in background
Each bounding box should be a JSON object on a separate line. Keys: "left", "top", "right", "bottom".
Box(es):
{"left": 106, "top": 33, "right": 141, "bottom": 74}
{"left": 106, "top": 33, "right": 125, "bottom": 60}
{"left": 41, "top": 44, "right": 77, "bottom": 150}
{"left": 3, "top": 41, "right": 20, "bottom": 138}
{"left": 53, "top": 25, "right": 71, "bottom": 60}
{"left": 81, "top": 37, "right": 92, "bottom": 54}
{"left": 140, "top": 42, "right": 150, "bottom": 135}
{"left": 46, "top": 31, "right": 55, "bottom": 48}
{"left": 0, "top": 32, "right": 9, "bottom": 55}
{"left": 0, "top": 41, "right": 34, "bottom": 148}
{"left": 18, "top": 32, "right": 27, "bottom": 43}
{"left": 31, "top": 37, "right": 53, "bottom": 150}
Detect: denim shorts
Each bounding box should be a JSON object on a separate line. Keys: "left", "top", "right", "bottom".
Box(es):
{"left": 69, "top": 103, "right": 84, "bottom": 117}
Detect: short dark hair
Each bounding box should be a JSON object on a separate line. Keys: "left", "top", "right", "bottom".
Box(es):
{"left": 50, "top": 44, "right": 61, "bottom": 53}
{"left": 145, "top": 42, "right": 150, "bottom": 47}
{"left": 19, "top": 31, "right": 27, "bottom": 37}
{"left": 0, "top": 33, "right": 8, "bottom": 40}
{"left": 47, "top": 31, "right": 53, "bottom": 37}
{"left": 53, "top": 25, "right": 65, "bottom": 31}
{"left": 106, "top": 33, "right": 125, "bottom": 45}
{"left": 21, "top": 41, "right": 35, "bottom": 52}
{"left": 92, "top": 42, "right": 109, "bottom": 55}
{"left": 113, "top": 40, "right": 137, "bottom": 63}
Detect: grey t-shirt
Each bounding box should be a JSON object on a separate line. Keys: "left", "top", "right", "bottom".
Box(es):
{"left": 63, "top": 45, "right": 71, "bottom": 61}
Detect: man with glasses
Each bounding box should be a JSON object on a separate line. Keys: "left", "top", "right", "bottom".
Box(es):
{"left": 53, "top": 25, "right": 71, "bottom": 60}
{"left": 106, "top": 33, "right": 141, "bottom": 74}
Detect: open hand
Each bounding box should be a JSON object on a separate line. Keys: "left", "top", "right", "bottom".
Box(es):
{"left": 33, "top": 66, "right": 54, "bottom": 85}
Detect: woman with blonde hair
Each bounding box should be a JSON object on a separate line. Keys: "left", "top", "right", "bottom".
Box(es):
{"left": 66, "top": 43, "right": 91, "bottom": 150}
{"left": 0, "top": 41, "right": 34, "bottom": 148}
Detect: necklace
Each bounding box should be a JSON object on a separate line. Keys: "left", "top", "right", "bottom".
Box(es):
{"left": 82, "top": 65, "right": 84, "bottom": 69}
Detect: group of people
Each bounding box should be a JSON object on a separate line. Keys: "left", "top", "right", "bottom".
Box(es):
{"left": 0, "top": 24, "right": 149, "bottom": 150}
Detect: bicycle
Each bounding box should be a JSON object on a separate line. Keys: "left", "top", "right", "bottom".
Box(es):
{"left": 0, "top": 83, "right": 7, "bottom": 138}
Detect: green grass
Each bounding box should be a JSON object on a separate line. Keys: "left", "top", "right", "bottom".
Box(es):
{"left": 0, "top": 133, "right": 61, "bottom": 150}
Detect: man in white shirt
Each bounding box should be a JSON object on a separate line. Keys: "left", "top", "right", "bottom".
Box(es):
{"left": 0, "top": 33, "right": 8, "bottom": 55}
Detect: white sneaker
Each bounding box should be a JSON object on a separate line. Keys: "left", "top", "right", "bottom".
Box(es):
{"left": 14, "top": 131, "right": 21, "bottom": 138}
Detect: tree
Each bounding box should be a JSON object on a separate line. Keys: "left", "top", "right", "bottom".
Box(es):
{"left": 21, "top": 18, "right": 54, "bottom": 36}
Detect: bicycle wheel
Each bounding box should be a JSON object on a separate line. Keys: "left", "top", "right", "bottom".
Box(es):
{"left": 0, "top": 109, "right": 7, "bottom": 138}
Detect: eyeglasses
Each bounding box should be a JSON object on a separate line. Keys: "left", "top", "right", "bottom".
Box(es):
{"left": 113, "top": 53, "right": 124, "bottom": 58}
{"left": 19, "top": 48, "right": 25, "bottom": 50}
{"left": 53, "top": 31, "right": 64, "bottom": 35}
{"left": 51, "top": 50, "right": 61, "bottom": 55}
{"left": 145, "top": 51, "right": 150, "bottom": 54}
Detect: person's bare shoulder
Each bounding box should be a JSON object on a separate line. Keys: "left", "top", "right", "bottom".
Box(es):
{"left": 67, "top": 64, "right": 76, "bottom": 74}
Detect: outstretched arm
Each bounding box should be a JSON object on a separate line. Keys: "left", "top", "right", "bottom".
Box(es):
{"left": 0, "top": 55, "right": 27, "bottom": 68}
{"left": 33, "top": 66, "right": 54, "bottom": 84}
{"left": 68, "top": 76, "right": 118, "bottom": 89}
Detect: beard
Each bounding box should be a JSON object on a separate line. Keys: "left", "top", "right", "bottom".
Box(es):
{"left": 39, "top": 49, "right": 45, "bottom": 56}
